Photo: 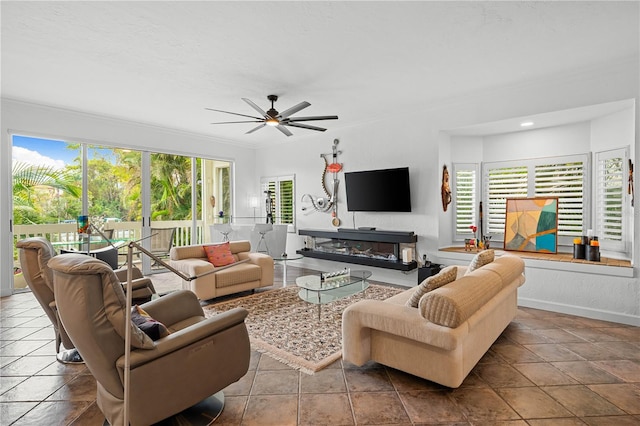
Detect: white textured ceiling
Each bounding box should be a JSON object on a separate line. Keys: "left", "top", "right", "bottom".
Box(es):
{"left": 2, "top": 1, "right": 638, "bottom": 146}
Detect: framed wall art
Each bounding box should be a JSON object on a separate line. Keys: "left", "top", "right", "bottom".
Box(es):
{"left": 504, "top": 197, "right": 558, "bottom": 253}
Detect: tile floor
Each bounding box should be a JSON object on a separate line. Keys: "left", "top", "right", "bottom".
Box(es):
{"left": 1, "top": 264, "right": 639, "bottom": 425}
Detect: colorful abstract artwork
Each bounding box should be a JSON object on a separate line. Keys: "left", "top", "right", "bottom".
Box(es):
{"left": 504, "top": 197, "right": 558, "bottom": 253}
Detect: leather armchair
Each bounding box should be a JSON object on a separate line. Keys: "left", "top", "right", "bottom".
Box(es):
{"left": 49, "top": 253, "right": 251, "bottom": 426}
{"left": 17, "top": 237, "right": 82, "bottom": 363}
{"left": 17, "top": 237, "right": 157, "bottom": 364}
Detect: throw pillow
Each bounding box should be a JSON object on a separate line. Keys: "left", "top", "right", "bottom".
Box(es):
{"left": 204, "top": 242, "right": 236, "bottom": 267}
{"left": 131, "top": 305, "right": 170, "bottom": 341}
{"left": 405, "top": 265, "right": 458, "bottom": 308}
{"left": 464, "top": 249, "right": 495, "bottom": 276}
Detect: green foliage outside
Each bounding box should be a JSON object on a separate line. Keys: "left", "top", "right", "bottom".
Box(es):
{"left": 12, "top": 146, "right": 212, "bottom": 226}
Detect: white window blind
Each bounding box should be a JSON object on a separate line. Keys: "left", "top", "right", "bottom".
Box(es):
{"left": 260, "top": 175, "right": 295, "bottom": 226}
{"left": 534, "top": 161, "right": 584, "bottom": 236}
{"left": 595, "top": 148, "right": 626, "bottom": 251}
{"left": 453, "top": 163, "right": 478, "bottom": 239}
{"left": 483, "top": 154, "right": 588, "bottom": 244}
{"left": 485, "top": 165, "right": 528, "bottom": 235}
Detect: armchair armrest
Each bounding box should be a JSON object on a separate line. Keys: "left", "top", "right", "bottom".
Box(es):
{"left": 114, "top": 265, "right": 144, "bottom": 281}
{"left": 116, "top": 307, "right": 249, "bottom": 370}
{"left": 239, "top": 252, "right": 273, "bottom": 269}
{"left": 140, "top": 290, "right": 203, "bottom": 325}
{"left": 124, "top": 277, "right": 156, "bottom": 294}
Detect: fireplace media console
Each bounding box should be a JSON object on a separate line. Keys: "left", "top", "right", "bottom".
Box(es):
{"left": 297, "top": 228, "right": 418, "bottom": 271}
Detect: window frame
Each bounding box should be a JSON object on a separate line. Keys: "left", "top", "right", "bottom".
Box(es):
{"left": 593, "top": 147, "right": 629, "bottom": 255}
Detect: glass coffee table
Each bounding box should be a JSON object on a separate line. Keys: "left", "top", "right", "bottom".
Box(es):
{"left": 296, "top": 270, "right": 372, "bottom": 320}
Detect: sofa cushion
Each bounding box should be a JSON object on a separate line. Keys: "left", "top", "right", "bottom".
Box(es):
{"left": 464, "top": 249, "right": 494, "bottom": 276}
{"left": 204, "top": 242, "right": 236, "bottom": 267}
{"left": 215, "top": 263, "right": 262, "bottom": 288}
{"left": 405, "top": 266, "right": 457, "bottom": 308}
{"left": 418, "top": 269, "right": 502, "bottom": 328}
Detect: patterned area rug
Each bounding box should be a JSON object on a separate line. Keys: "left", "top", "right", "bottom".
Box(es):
{"left": 202, "top": 284, "right": 402, "bottom": 374}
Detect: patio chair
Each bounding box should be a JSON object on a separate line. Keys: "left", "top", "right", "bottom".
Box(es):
{"left": 149, "top": 227, "right": 176, "bottom": 265}
{"left": 49, "top": 252, "right": 250, "bottom": 425}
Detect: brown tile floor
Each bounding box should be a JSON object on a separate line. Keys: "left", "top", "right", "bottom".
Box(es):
{"left": 1, "top": 264, "right": 639, "bottom": 425}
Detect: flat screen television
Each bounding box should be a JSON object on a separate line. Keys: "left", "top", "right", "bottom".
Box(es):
{"left": 344, "top": 167, "right": 411, "bottom": 212}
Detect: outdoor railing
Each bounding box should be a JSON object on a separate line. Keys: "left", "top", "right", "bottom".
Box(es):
{"left": 13, "top": 220, "right": 204, "bottom": 253}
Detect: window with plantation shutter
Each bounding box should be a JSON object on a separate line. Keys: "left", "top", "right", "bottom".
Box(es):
{"left": 595, "top": 148, "right": 627, "bottom": 252}
{"left": 484, "top": 165, "right": 528, "bottom": 235}
{"left": 534, "top": 161, "right": 584, "bottom": 237}
{"left": 260, "top": 175, "right": 295, "bottom": 227}
{"left": 482, "top": 154, "right": 588, "bottom": 245}
{"left": 453, "top": 163, "right": 478, "bottom": 240}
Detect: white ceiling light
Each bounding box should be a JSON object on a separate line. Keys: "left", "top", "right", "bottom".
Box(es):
{"left": 520, "top": 121, "right": 534, "bottom": 127}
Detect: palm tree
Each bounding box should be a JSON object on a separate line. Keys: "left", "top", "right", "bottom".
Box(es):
{"left": 12, "top": 162, "right": 81, "bottom": 219}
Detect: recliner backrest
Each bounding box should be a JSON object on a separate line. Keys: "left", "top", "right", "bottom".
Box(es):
{"left": 17, "top": 238, "right": 65, "bottom": 340}
{"left": 49, "top": 253, "right": 154, "bottom": 399}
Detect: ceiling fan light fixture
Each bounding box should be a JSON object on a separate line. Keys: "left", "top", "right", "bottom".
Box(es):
{"left": 207, "top": 94, "right": 338, "bottom": 136}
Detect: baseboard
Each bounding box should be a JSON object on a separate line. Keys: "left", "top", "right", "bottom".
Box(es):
{"left": 518, "top": 296, "right": 640, "bottom": 327}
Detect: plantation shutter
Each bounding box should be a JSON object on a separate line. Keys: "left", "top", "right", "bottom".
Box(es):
{"left": 279, "top": 179, "right": 294, "bottom": 224}
{"left": 260, "top": 175, "right": 295, "bottom": 226}
{"left": 534, "top": 161, "right": 584, "bottom": 236}
{"left": 485, "top": 165, "right": 528, "bottom": 235}
{"left": 453, "top": 163, "right": 478, "bottom": 239}
{"left": 595, "top": 148, "right": 627, "bottom": 251}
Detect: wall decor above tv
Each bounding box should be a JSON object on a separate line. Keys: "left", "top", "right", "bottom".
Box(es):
{"left": 344, "top": 167, "right": 411, "bottom": 212}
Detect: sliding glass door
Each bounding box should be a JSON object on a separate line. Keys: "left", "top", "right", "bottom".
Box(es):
{"left": 12, "top": 136, "right": 82, "bottom": 291}
{"left": 11, "top": 134, "right": 233, "bottom": 289}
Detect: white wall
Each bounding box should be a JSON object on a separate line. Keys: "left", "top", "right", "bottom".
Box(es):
{"left": 2, "top": 58, "right": 638, "bottom": 325}
{"left": 1, "top": 99, "right": 259, "bottom": 296}
{"left": 256, "top": 58, "right": 640, "bottom": 324}
{"left": 482, "top": 121, "right": 591, "bottom": 161}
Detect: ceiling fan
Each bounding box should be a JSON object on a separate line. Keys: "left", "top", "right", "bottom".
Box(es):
{"left": 206, "top": 95, "right": 338, "bottom": 136}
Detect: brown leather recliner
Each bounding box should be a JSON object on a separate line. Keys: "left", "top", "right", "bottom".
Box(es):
{"left": 49, "top": 253, "right": 251, "bottom": 426}
{"left": 17, "top": 237, "right": 82, "bottom": 363}
{"left": 17, "top": 237, "right": 157, "bottom": 364}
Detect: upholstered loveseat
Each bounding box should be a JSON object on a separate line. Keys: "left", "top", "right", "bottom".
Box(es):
{"left": 342, "top": 253, "right": 525, "bottom": 388}
{"left": 169, "top": 240, "right": 274, "bottom": 300}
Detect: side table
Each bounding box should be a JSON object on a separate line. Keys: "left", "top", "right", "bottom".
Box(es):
{"left": 417, "top": 263, "right": 443, "bottom": 284}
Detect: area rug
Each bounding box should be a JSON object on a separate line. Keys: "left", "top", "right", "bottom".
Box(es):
{"left": 202, "top": 284, "right": 402, "bottom": 374}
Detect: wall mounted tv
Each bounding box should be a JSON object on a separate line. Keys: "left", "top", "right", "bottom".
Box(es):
{"left": 344, "top": 167, "right": 411, "bottom": 212}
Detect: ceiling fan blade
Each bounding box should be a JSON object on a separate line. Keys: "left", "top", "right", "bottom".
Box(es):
{"left": 246, "top": 123, "right": 266, "bottom": 134}
{"left": 242, "top": 98, "right": 269, "bottom": 118}
{"left": 278, "top": 101, "right": 311, "bottom": 119}
{"left": 211, "top": 120, "right": 264, "bottom": 124}
{"left": 286, "top": 122, "right": 327, "bottom": 132}
{"left": 276, "top": 125, "right": 293, "bottom": 136}
{"left": 284, "top": 115, "right": 339, "bottom": 122}
{"left": 205, "top": 108, "right": 262, "bottom": 120}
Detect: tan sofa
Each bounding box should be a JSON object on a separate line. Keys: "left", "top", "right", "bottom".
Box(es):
{"left": 170, "top": 240, "right": 274, "bottom": 300}
{"left": 342, "top": 254, "right": 525, "bottom": 388}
